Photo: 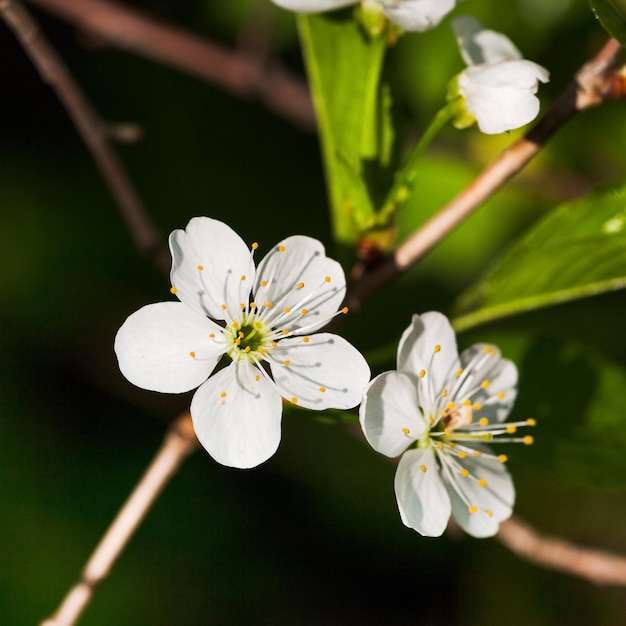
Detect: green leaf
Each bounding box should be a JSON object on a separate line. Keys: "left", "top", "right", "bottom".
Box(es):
{"left": 298, "top": 12, "right": 395, "bottom": 248}
{"left": 589, "top": 0, "right": 626, "bottom": 45}
{"left": 453, "top": 184, "right": 626, "bottom": 332}
{"left": 502, "top": 334, "right": 626, "bottom": 487}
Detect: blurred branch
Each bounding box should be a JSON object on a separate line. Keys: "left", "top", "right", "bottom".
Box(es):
{"left": 0, "top": 0, "right": 170, "bottom": 274}
{"left": 41, "top": 414, "right": 199, "bottom": 626}
{"left": 346, "top": 37, "right": 623, "bottom": 311}
{"left": 24, "top": 0, "right": 316, "bottom": 131}
{"left": 497, "top": 516, "right": 626, "bottom": 586}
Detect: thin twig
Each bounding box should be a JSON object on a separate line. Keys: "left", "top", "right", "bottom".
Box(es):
{"left": 497, "top": 516, "right": 626, "bottom": 586}
{"left": 0, "top": 0, "right": 170, "bottom": 274}
{"left": 24, "top": 0, "right": 316, "bottom": 131}
{"left": 40, "top": 414, "right": 199, "bottom": 626}
{"left": 346, "top": 37, "right": 623, "bottom": 311}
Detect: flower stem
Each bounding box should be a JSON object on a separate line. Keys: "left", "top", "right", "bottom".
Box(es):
{"left": 40, "top": 414, "right": 199, "bottom": 626}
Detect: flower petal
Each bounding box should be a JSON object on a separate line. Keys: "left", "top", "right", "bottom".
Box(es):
{"left": 270, "top": 0, "right": 355, "bottom": 12}
{"left": 383, "top": 0, "right": 456, "bottom": 33}
{"left": 396, "top": 312, "right": 459, "bottom": 407}
{"left": 359, "top": 371, "right": 425, "bottom": 457}
{"left": 459, "top": 61, "right": 549, "bottom": 134}
{"left": 443, "top": 450, "right": 515, "bottom": 537}
{"left": 395, "top": 448, "right": 451, "bottom": 537}
{"left": 190, "top": 361, "right": 283, "bottom": 469}
{"left": 169, "top": 216, "right": 255, "bottom": 321}
{"left": 254, "top": 236, "right": 346, "bottom": 334}
{"left": 270, "top": 333, "right": 370, "bottom": 411}
{"left": 453, "top": 16, "right": 522, "bottom": 66}
{"left": 114, "top": 302, "right": 225, "bottom": 393}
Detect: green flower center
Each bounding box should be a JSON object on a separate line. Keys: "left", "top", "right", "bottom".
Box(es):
{"left": 224, "top": 315, "right": 273, "bottom": 363}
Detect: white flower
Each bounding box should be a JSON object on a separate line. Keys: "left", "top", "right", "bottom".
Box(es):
{"left": 270, "top": 0, "right": 458, "bottom": 33}
{"left": 115, "top": 217, "right": 370, "bottom": 469}
{"left": 449, "top": 16, "right": 550, "bottom": 134}
{"left": 360, "top": 312, "right": 534, "bottom": 538}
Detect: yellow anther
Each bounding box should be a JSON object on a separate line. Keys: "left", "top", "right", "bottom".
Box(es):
{"left": 473, "top": 402, "right": 482, "bottom": 411}
{"left": 460, "top": 469, "right": 470, "bottom": 477}
{"left": 279, "top": 245, "right": 286, "bottom": 252}
{"left": 220, "top": 392, "right": 227, "bottom": 398}
{"left": 419, "top": 369, "right": 426, "bottom": 378}
{"left": 479, "top": 479, "right": 487, "bottom": 488}
{"left": 479, "top": 417, "right": 489, "bottom": 427}
{"left": 486, "top": 509, "right": 493, "bottom": 518}
{"left": 235, "top": 339, "right": 241, "bottom": 346}
{"left": 419, "top": 465, "right": 427, "bottom": 473}
{"left": 457, "top": 368, "right": 464, "bottom": 377}
{"left": 301, "top": 309, "right": 308, "bottom": 315}
{"left": 442, "top": 389, "right": 448, "bottom": 398}
{"left": 284, "top": 307, "right": 291, "bottom": 313}
{"left": 444, "top": 428, "right": 452, "bottom": 437}
{"left": 266, "top": 301, "right": 273, "bottom": 308}
{"left": 303, "top": 337, "right": 310, "bottom": 343}
{"left": 297, "top": 282, "right": 305, "bottom": 289}
{"left": 481, "top": 379, "right": 491, "bottom": 389}
{"left": 291, "top": 397, "right": 298, "bottom": 403}
{"left": 498, "top": 391, "right": 506, "bottom": 399}
{"left": 458, "top": 451, "right": 467, "bottom": 459}
{"left": 197, "top": 265, "right": 204, "bottom": 271}
{"left": 325, "top": 276, "right": 331, "bottom": 283}
{"left": 483, "top": 345, "right": 490, "bottom": 353}
{"left": 239, "top": 303, "right": 245, "bottom": 310}
{"left": 170, "top": 286, "right": 177, "bottom": 294}
{"left": 474, "top": 450, "right": 482, "bottom": 457}
{"left": 463, "top": 399, "right": 471, "bottom": 406}
{"left": 319, "top": 387, "right": 326, "bottom": 393}
{"left": 283, "top": 359, "right": 291, "bottom": 366}
{"left": 241, "top": 275, "right": 246, "bottom": 281}
{"left": 259, "top": 349, "right": 266, "bottom": 355}
{"left": 490, "top": 348, "right": 496, "bottom": 357}
{"left": 261, "top": 280, "right": 267, "bottom": 287}
{"left": 429, "top": 416, "right": 435, "bottom": 425}
{"left": 271, "top": 341, "right": 278, "bottom": 348}
{"left": 527, "top": 418, "right": 537, "bottom": 427}
{"left": 506, "top": 425, "right": 517, "bottom": 434}
{"left": 189, "top": 351, "right": 196, "bottom": 358}
{"left": 446, "top": 402, "right": 456, "bottom": 410}
{"left": 282, "top": 329, "right": 288, "bottom": 336}
{"left": 250, "top": 302, "right": 257, "bottom": 309}
{"left": 342, "top": 307, "right": 349, "bottom": 314}
{"left": 238, "top": 332, "right": 244, "bottom": 338}
{"left": 402, "top": 427, "right": 410, "bottom": 435}
{"left": 255, "top": 374, "right": 260, "bottom": 381}
{"left": 244, "top": 346, "right": 251, "bottom": 353}
{"left": 468, "top": 505, "right": 478, "bottom": 514}
{"left": 498, "top": 454, "right": 508, "bottom": 463}
{"left": 221, "top": 304, "right": 227, "bottom": 310}
{"left": 437, "top": 442, "right": 444, "bottom": 450}
{"left": 524, "top": 435, "right": 534, "bottom": 445}
{"left": 434, "top": 345, "right": 441, "bottom": 353}
{"left": 449, "top": 442, "right": 456, "bottom": 449}
{"left": 209, "top": 333, "right": 215, "bottom": 338}
{"left": 232, "top": 321, "right": 239, "bottom": 329}
{"left": 251, "top": 242, "right": 259, "bottom": 250}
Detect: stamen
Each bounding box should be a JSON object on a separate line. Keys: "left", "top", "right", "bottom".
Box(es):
{"left": 291, "top": 397, "right": 298, "bottom": 403}
{"left": 209, "top": 333, "right": 215, "bottom": 338}
{"left": 319, "top": 387, "right": 326, "bottom": 393}
{"left": 498, "top": 391, "right": 506, "bottom": 399}
{"left": 251, "top": 242, "right": 259, "bottom": 250}
{"left": 220, "top": 392, "right": 227, "bottom": 398}
{"left": 524, "top": 435, "right": 534, "bottom": 445}
{"left": 303, "top": 337, "right": 310, "bottom": 343}
{"left": 221, "top": 304, "right": 227, "bottom": 311}
{"left": 481, "top": 379, "right": 491, "bottom": 389}
{"left": 297, "top": 282, "right": 305, "bottom": 289}
{"left": 284, "top": 307, "right": 291, "bottom": 313}
{"left": 478, "top": 479, "right": 487, "bottom": 488}
{"left": 189, "top": 352, "right": 196, "bottom": 358}
{"left": 419, "top": 370, "right": 426, "bottom": 378}
{"left": 279, "top": 246, "right": 286, "bottom": 253}
{"left": 301, "top": 309, "right": 308, "bottom": 315}
{"left": 468, "top": 505, "right": 478, "bottom": 514}
{"left": 460, "top": 469, "right": 470, "bottom": 477}
{"left": 325, "top": 276, "right": 331, "bottom": 283}
{"left": 283, "top": 360, "right": 291, "bottom": 366}
{"left": 498, "top": 454, "right": 508, "bottom": 463}
{"left": 434, "top": 345, "right": 441, "bottom": 353}
{"left": 419, "top": 465, "right": 427, "bottom": 473}
{"left": 342, "top": 307, "right": 349, "bottom": 314}
{"left": 527, "top": 418, "right": 537, "bottom": 426}
{"left": 261, "top": 280, "right": 267, "bottom": 287}
{"left": 266, "top": 301, "right": 273, "bottom": 308}
{"left": 402, "top": 427, "right": 410, "bottom": 434}
{"left": 486, "top": 509, "right": 493, "bottom": 517}
{"left": 197, "top": 265, "right": 204, "bottom": 271}
{"left": 507, "top": 425, "right": 517, "bottom": 434}
{"left": 479, "top": 417, "right": 489, "bottom": 426}
{"left": 170, "top": 286, "right": 177, "bottom": 294}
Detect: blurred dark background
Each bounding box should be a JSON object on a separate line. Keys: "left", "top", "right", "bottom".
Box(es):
{"left": 2, "top": 1, "right": 626, "bottom": 624}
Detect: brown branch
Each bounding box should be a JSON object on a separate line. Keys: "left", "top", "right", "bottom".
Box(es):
{"left": 497, "top": 516, "right": 626, "bottom": 586}
{"left": 24, "top": 0, "right": 316, "bottom": 131}
{"left": 346, "top": 37, "right": 623, "bottom": 312}
{"left": 40, "top": 414, "right": 199, "bottom": 626}
{"left": 0, "top": 0, "right": 170, "bottom": 274}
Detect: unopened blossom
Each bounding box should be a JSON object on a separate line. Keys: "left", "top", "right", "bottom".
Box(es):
{"left": 115, "top": 217, "right": 370, "bottom": 469}
{"left": 270, "top": 0, "right": 458, "bottom": 33}
{"left": 360, "top": 312, "right": 534, "bottom": 538}
{"left": 448, "top": 16, "right": 549, "bottom": 134}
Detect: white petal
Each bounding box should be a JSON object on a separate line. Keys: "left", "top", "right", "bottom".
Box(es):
{"left": 359, "top": 371, "right": 425, "bottom": 457}
{"left": 459, "top": 62, "right": 549, "bottom": 134}
{"left": 190, "top": 361, "right": 283, "bottom": 469}
{"left": 443, "top": 451, "right": 515, "bottom": 538}
{"left": 269, "top": 333, "right": 370, "bottom": 411}
{"left": 114, "top": 302, "right": 225, "bottom": 393}
{"left": 270, "top": 0, "right": 355, "bottom": 12}
{"left": 454, "top": 343, "right": 518, "bottom": 422}
{"left": 254, "top": 236, "right": 346, "bottom": 334}
{"left": 169, "top": 217, "right": 255, "bottom": 321}
{"left": 453, "top": 16, "right": 522, "bottom": 66}
{"left": 395, "top": 448, "right": 451, "bottom": 537}
{"left": 383, "top": 0, "right": 456, "bottom": 32}
{"left": 396, "top": 312, "right": 459, "bottom": 407}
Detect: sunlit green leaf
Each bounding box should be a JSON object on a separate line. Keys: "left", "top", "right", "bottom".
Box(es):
{"left": 453, "top": 184, "right": 626, "bottom": 332}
